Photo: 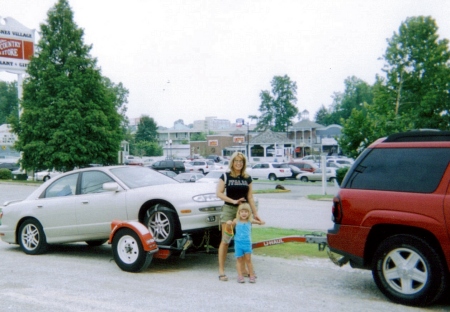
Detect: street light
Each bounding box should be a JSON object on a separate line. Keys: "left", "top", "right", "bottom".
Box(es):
{"left": 165, "top": 139, "right": 172, "bottom": 159}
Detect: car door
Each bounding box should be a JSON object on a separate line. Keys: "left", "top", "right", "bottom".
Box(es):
{"left": 251, "top": 163, "right": 265, "bottom": 179}
{"left": 37, "top": 173, "right": 80, "bottom": 239}
{"left": 75, "top": 171, "right": 128, "bottom": 236}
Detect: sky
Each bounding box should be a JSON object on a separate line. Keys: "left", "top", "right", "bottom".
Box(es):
{"left": 1, "top": 0, "right": 450, "bottom": 128}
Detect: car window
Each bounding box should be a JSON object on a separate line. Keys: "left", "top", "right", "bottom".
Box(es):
{"left": 44, "top": 173, "right": 78, "bottom": 198}
{"left": 111, "top": 167, "right": 178, "bottom": 188}
{"left": 81, "top": 171, "right": 114, "bottom": 194}
{"left": 262, "top": 164, "right": 269, "bottom": 169}
{"left": 346, "top": 148, "right": 450, "bottom": 193}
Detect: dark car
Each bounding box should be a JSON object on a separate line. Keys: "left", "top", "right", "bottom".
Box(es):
{"left": 327, "top": 130, "right": 450, "bottom": 306}
{"left": 151, "top": 160, "right": 185, "bottom": 174}
{"left": 0, "top": 162, "right": 20, "bottom": 171}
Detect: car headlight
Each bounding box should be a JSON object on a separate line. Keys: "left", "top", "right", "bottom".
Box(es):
{"left": 193, "top": 193, "right": 221, "bottom": 202}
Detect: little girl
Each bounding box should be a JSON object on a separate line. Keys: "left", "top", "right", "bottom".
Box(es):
{"left": 226, "top": 202, "right": 265, "bottom": 283}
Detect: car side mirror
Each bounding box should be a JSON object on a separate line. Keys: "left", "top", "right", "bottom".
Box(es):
{"left": 103, "top": 182, "right": 119, "bottom": 191}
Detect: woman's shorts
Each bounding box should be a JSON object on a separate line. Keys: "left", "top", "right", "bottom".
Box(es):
{"left": 220, "top": 204, "right": 237, "bottom": 224}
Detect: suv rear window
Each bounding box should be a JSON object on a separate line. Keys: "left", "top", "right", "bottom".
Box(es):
{"left": 345, "top": 147, "right": 450, "bottom": 193}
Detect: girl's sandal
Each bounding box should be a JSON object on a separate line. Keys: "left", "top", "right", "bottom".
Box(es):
{"left": 237, "top": 276, "right": 245, "bottom": 283}
{"left": 249, "top": 276, "right": 256, "bottom": 283}
{"left": 218, "top": 275, "right": 228, "bottom": 281}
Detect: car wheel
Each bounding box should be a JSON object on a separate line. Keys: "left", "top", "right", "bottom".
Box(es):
{"left": 300, "top": 176, "right": 309, "bottom": 182}
{"left": 268, "top": 174, "right": 277, "bottom": 181}
{"left": 200, "top": 169, "right": 205, "bottom": 174}
{"left": 18, "top": 219, "right": 48, "bottom": 255}
{"left": 112, "top": 228, "right": 153, "bottom": 272}
{"left": 144, "top": 205, "right": 179, "bottom": 245}
{"left": 85, "top": 239, "right": 107, "bottom": 247}
{"left": 372, "top": 234, "right": 447, "bottom": 306}
{"left": 43, "top": 175, "right": 50, "bottom": 182}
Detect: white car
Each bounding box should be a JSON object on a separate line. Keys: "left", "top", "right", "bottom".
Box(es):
{"left": 34, "top": 169, "right": 61, "bottom": 182}
{"left": 188, "top": 160, "right": 216, "bottom": 174}
{"left": 296, "top": 168, "right": 337, "bottom": 182}
{"left": 214, "top": 160, "right": 230, "bottom": 170}
{"left": 174, "top": 172, "right": 204, "bottom": 183}
{"left": 0, "top": 166, "right": 222, "bottom": 255}
{"left": 326, "top": 158, "right": 354, "bottom": 168}
{"left": 249, "top": 162, "right": 292, "bottom": 181}
{"left": 196, "top": 169, "right": 227, "bottom": 183}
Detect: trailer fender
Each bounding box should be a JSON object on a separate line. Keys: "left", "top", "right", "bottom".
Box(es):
{"left": 109, "top": 220, "right": 158, "bottom": 252}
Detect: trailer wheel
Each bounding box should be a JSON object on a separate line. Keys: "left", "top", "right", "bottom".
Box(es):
{"left": 112, "top": 228, "right": 153, "bottom": 272}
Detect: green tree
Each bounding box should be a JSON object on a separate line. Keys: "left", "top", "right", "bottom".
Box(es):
{"left": 380, "top": 16, "right": 450, "bottom": 129}
{"left": 12, "top": 0, "right": 123, "bottom": 171}
{"left": 135, "top": 115, "right": 158, "bottom": 143}
{"left": 133, "top": 141, "right": 163, "bottom": 157}
{"left": 315, "top": 77, "right": 373, "bottom": 126}
{"left": 0, "top": 81, "right": 18, "bottom": 125}
{"left": 339, "top": 16, "right": 450, "bottom": 157}
{"left": 102, "top": 77, "right": 129, "bottom": 135}
{"left": 190, "top": 132, "right": 207, "bottom": 141}
{"left": 251, "top": 75, "right": 299, "bottom": 132}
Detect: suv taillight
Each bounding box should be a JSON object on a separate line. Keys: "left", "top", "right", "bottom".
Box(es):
{"left": 332, "top": 196, "right": 343, "bottom": 224}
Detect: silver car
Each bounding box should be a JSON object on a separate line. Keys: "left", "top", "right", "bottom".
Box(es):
{"left": 0, "top": 166, "right": 222, "bottom": 254}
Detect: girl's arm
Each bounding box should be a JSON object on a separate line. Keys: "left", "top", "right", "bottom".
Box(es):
{"left": 252, "top": 220, "right": 265, "bottom": 225}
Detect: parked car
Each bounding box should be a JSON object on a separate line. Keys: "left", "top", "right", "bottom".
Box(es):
{"left": 35, "top": 169, "right": 61, "bottom": 182}
{"left": 158, "top": 170, "right": 178, "bottom": 178}
{"left": 288, "top": 161, "right": 318, "bottom": 173}
{"left": 214, "top": 160, "right": 230, "bottom": 170}
{"left": 287, "top": 164, "right": 302, "bottom": 179}
{"left": 196, "top": 169, "right": 227, "bottom": 183}
{"left": 174, "top": 172, "right": 204, "bottom": 183}
{"left": 206, "top": 155, "right": 221, "bottom": 163}
{"left": 151, "top": 160, "right": 185, "bottom": 174}
{"left": 249, "top": 162, "right": 292, "bottom": 181}
{"left": 0, "top": 162, "right": 20, "bottom": 171}
{"left": 0, "top": 166, "right": 223, "bottom": 254}
{"left": 296, "top": 168, "right": 336, "bottom": 182}
{"left": 326, "top": 158, "right": 353, "bottom": 168}
{"left": 189, "top": 160, "right": 216, "bottom": 174}
{"left": 327, "top": 130, "right": 450, "bottom": 306}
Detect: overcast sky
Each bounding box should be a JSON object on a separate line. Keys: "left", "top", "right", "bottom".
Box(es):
{"left": 2, "top": 0, "right": 450, "bottom": 128}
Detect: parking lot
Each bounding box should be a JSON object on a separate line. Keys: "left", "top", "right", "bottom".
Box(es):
{"left": 0, "top": 181, "right": 449, "bottom": 311}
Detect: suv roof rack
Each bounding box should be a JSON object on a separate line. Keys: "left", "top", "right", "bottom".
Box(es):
{"left": 385, "top": 130, "right": 450, "bottom": 142}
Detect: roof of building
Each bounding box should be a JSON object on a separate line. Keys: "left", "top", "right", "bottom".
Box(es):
{"left": 251, "top": 129, "right": 294, "bottom": 144}
{"left": 291, "top": 119, "right": 324, "bottom": 129}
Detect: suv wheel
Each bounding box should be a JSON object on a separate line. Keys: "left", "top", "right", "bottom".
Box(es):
{"left": 268, "top": 174, "right": 277, "bottom": 181}
{"left": 372, "top": 234, "right": 447, "bottom": 306}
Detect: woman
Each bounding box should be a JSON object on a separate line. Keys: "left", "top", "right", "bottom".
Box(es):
{"left": 216, "top": 152, "right": 263, "bottom": 281}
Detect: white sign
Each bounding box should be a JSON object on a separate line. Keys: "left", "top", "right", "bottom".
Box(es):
{"left": 0, "top": 17, "right": 35, "bottom": 74}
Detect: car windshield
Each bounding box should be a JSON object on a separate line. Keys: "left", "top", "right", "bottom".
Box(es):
{"left": 110, "top": 167, "right": 178, "bottom": 189}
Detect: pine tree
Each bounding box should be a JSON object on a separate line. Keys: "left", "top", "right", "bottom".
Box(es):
{"left": 13, "top": 0, "right": 123, "bottom": 171}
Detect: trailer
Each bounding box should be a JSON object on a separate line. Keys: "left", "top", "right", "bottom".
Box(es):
{"left": 109, "top": 220, "right": 345, "bottom": 272}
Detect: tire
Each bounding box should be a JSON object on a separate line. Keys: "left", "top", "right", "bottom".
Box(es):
{"left": 85, "top": 239, "right": 107, "bottom": 247}
{"left": 144, "top": 205, "right": 178, "bottom": 245}
{"left": 18, "top": 219, "right": 48, "bottom": 255}
{"left": 372, "top": 234, "right": 447, "bottom": 306}
{"left": 268, "top": 174, "right": 277, "bottom": 181}
{"left": 112, "top": 228, "right": 153, "bottom": 272}
{"left": 300, "top": 176, "right": 309, "bottom": 182}
{"left": 43, "top": 175, "right": 50, "bottom": 182}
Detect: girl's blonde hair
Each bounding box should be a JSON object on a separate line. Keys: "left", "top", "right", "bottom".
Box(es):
{"left": 228, "top": 151, "right": 249, "bottom": 178}
{"left": 236, "top": 203, "right": 253, "bottom": 222}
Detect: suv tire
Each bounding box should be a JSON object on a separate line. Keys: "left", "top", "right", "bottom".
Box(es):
{"left": 372, "top": 234, "right": 447, "bottom": 306}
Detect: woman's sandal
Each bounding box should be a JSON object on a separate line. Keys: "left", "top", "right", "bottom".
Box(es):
{"left": 237, "top": 276, "right": 245, "bottom": 283}
{"left": 218, "top": 275, "right": 228, "bottom": 281}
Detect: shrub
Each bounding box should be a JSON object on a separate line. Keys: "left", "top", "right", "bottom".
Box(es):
{"left": 336, "top": 167, "right": 349, "bottom": 186}
{"left": 0, "top": 168, "right": 12, "bottom": 180}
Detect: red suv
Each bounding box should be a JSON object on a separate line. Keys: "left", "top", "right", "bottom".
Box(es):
{"left": 327, "top": 130, "right": 450, "bottom": 306}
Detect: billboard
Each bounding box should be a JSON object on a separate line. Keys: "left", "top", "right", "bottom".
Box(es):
{"left": 0, "top": 17, "right": 35, "bottom": 74}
